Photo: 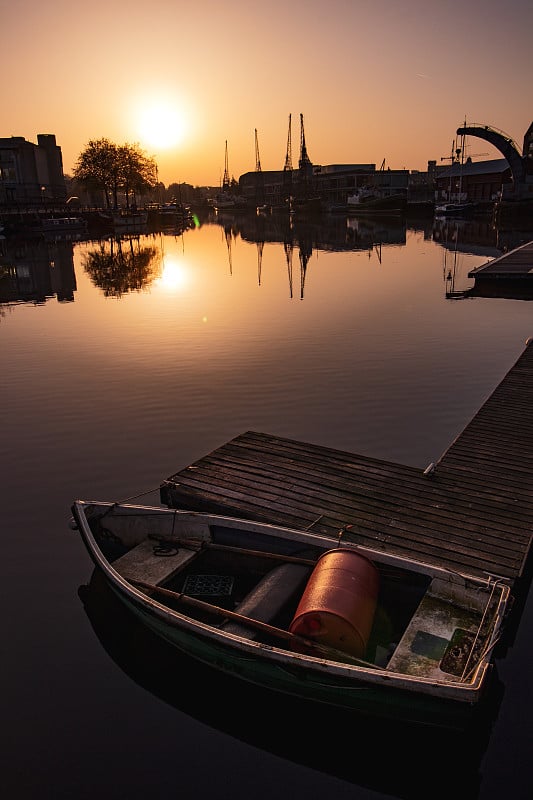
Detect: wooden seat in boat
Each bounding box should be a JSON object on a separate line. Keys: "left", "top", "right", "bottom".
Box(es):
{"left": 112, "top": 538, "right": 197, "bottom": 586}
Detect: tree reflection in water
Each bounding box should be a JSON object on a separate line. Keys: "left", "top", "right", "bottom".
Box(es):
{"left": 82, "top": 236, "right": 160, "bottom": 297}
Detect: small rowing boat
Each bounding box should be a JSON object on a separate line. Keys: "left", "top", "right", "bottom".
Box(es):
{"left": 70, "top": 499, "right": 510, "bottom": 728}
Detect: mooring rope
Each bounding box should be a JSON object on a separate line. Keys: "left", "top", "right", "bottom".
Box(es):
{"left": 118, "top": 485, "right": 162, "bottom": 504}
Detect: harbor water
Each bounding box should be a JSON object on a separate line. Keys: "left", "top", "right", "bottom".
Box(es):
{"left": 2, "top": 210, "right": 532, "bottom": 799}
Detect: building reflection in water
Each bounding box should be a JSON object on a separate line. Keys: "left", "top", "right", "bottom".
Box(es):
{"left": 214, "top": 209, "right": 408, "bottom": 299}
{"left": 432, "top": 216, "right": 533, "bottom": 300}
{"left": 2, "top": 214, "right": 532, "bottom": 309}
{"left": 0, "top": 235, "right": 77, "bottom": 305}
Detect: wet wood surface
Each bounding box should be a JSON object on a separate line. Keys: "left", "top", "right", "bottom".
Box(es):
{"left": 469, "top": 241, "right": 533, "bottom": 277}
{"left": 161, "top": 341, "right": 533, "bottom": 590}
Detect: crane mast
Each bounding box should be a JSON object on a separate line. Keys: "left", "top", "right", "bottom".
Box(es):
{"left": 284, "top": 114, "right": 293, "bottom": 171}
{"left": 254, "top": 129, "right": 265, "bottom": 205}
{"left": 282, "top": 114, "right": 293, "bottom": 203}
{"left": 222, "top": 140, "right": 230, "bottom": 192}
{"left": 299, "top": 113, "right": 312, "bottom": 169}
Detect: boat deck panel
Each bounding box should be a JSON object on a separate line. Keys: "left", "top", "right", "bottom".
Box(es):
{"left": 386, "top": 589, "right": 483, "bottom": 680}
{"left": 112, "top": 540, "right": 197, "bottom": 585}
{"left": 161, "top": 341, "right": 533, "bottom": 590}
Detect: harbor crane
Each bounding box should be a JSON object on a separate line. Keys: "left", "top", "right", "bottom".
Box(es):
{"left": 222, "top": 140, "right": 231, "bottom": 192}
{"left": 282, "top": 114, "right": 293, "bottom": 202}
{"left": 297, "top": 113, "right": 313, "bottom": 201}
{"left": 254, "top": 129, "right": 265, "bottom": 205}
{"left": 299, "top": 113, "right": 312, "bottom": 170}
{"left": 284, "top": 114, "right": 293, "bottom": 171}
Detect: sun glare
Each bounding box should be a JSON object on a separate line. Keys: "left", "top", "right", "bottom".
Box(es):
{"left": 136, "top": 100, "right": 187, "bottom": 151}
{"left": 157, "top": 255, "right": 189, "bottom": 291}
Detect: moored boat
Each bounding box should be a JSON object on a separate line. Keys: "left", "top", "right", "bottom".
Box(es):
{"left": 80, "top": 565, "right": 500, "bottom": 794}
{"left": 41, "top": 216, "right": 88, "bottom": 234}
{"left": 212, "top": 193, "right": 249, "bottom": 213}
{"left": 435, "top": 201, "right": 475, "bottom": 217}
{"left": 347, "top": 188, "right": 407, "bottom": 214}
{"left": 156, "top": 202, "right": 192, "bottom": 221}
{"left": 70, "top": 499, "right": 511, "bottom": 728}
{"left": 110, "top": 210, "right": 148, "bottom": 230}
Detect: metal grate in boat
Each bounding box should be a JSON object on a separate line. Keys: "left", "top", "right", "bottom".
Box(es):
{"left": 182, "top": 574, "right": 234, "bottom": 596}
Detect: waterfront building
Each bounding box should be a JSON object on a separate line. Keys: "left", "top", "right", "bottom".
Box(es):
{"left": 435, "top": 158, "right": 511, "bottom": 206}
{"left": 239, "top": 163, "right": 410, "bottom": 207}
{"left": 0, "top": 134, "right": 67, "bottom": 207}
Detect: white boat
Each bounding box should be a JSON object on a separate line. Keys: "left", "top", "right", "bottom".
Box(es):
{"left": 111, "top": 210, "right": 148, "bottom": 230}
{"left": 212, "top": 193, "right": 249, "bottom": 212}
{"left": 70, "top": 499, "right": 511, "bottom": 728}
{"left": 41, "top": 217, "right": 88, "bottom": 234}
{"left": 435, "top": 201, "right": 475, "bottom": 217}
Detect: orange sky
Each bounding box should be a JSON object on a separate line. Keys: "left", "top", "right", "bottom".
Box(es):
{"left": 3, "top": 0, "right": 532, "bottom": 186}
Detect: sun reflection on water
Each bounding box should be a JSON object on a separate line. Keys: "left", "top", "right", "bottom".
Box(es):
{"left": 156, "top": 254, "right": 190, "bottom": 292}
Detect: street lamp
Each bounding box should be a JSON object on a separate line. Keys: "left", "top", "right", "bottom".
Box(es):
{"left": 41, "top": 185, "right": 46, "bottom": 206}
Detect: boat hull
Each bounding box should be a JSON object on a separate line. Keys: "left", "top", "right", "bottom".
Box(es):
{"left": 71, "top": 500, "right": 510, "bottom": 730}
{"left": 111, "top": 582, "right": 483, "bottom": 729}
{"left": 347, "top": 193, "right": 407, "bottom": 215}
{"left": 435, "top": 203, "right": 475, "bottom": 217}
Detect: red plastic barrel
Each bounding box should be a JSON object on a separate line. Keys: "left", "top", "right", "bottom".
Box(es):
{"left": 289, "top": 548, "right": 379, "bottom": 659}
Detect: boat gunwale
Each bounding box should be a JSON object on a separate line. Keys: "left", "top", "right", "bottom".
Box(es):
{"left": 71, "top": 499, "right": 510, "bottom": 703}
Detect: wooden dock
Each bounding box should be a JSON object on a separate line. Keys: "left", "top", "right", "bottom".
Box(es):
{"left": 468, "top": 240, "right": 533, "bottom": 298}
{"left": 161, "top": 339, "right": 533, "bottom": 593}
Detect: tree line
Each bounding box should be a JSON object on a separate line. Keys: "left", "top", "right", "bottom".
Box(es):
{"left": 73, "top": 139, "right": 158, "bottom": 209}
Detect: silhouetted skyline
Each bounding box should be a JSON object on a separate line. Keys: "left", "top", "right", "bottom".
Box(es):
{"left": 4, "top": 0, "right": 531, "bottom": 185}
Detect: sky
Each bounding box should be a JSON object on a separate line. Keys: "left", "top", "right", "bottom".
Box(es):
{"left": 4, "top": 0, "right": 532, "bottom": 187}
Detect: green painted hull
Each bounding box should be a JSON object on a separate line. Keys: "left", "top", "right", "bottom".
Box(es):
{"left": 71, "top": 500, "right": 507, "bottom": 734}
{"left": 117, "top": 586, "right": 480, "bottom": 730}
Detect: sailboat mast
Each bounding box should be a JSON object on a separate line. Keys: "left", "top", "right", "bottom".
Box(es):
{"left": 458, "top": 119, "right": 467, "bottom": 201}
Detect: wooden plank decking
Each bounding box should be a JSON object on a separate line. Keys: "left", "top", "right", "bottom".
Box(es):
{"left": 161, "top": 339, "right": 533, "bottom": 591}
{"left": 467, "top": 240, "right": 533, "bottom": 299}
{"left": 468, "top": 241, "right": 533, "bottom": 279}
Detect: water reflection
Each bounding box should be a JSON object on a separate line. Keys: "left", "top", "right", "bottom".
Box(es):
{"left": 232, "top": 209, "right": 407, "bottom": 253}
{"left": 80, "top": 568, "right": 503, "bottom": 800}
{"left": 211, "top": 211, "right": 533, "bottom": 300}
{"left": 432, "top": 218, "right": 533, "bottom": 300}
{"left": 222, "top": 208, "right": 532, "bottom": 259}
{"left": 156, "top": 252, "right": 190, "bottom": 291}
{"left": 2, "top": 214, "right": 532, "bottom": 310}
{"left": 0, "top": 235, "right": 76, "bottom": 306}
{"left": 82, "top": 235, "right": 160, "bottom": 297}
{"left": 433, "top": 215, "right": 533, "bottom": 254}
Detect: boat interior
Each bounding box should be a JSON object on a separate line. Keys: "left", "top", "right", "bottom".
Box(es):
{"left": 83, "top": 502, "right": 506, "bottom": 681}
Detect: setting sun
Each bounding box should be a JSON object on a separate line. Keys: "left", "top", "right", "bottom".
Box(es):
{"left": 135, "top": 99, "right": 188, "bottom": 151}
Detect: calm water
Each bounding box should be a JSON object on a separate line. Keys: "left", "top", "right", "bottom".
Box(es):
{"left": 2, "top": 212, "right": 532, "bottom": 799}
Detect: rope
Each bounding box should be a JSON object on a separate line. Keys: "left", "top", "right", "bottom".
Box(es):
{"left": 118, "top": 485, "right": 162, "bottom": 504}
